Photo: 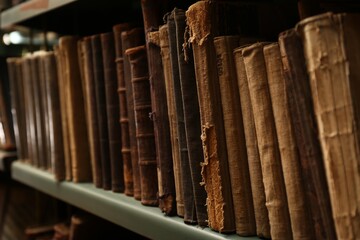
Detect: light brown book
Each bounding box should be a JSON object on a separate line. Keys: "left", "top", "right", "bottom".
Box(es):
{"left": 297, "top": 12, "right": 360, "bottom": 239}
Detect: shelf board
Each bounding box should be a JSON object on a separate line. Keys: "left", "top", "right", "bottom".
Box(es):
{"left": 12, "top": 161, "right": 257, "bottom": 240}
{"left": 0, "top": 150, "right": 17, "bottom": 171}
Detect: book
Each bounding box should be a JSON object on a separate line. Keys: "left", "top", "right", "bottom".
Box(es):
{"left": 125, "top": 45, "right": 158, "bottom": 206}
{"left": 101, "top": 32, "right": 124, "bottom": 193}
{"left": 278, "top": 28, "right": 336, "bottom": 240}
{"left": 233, "top": 47, "right": 270, "bottom": 238}
{"left": 214, "top": 35, "right": 255, "bottom": 236}
{"left": 264, "top": 42, "right": 314, "bottom": 239}
{"left": 121, "top": 28, "right": 145, "bottom": 201}
{"left": 113, "top": 23, "right": 133, "bottom": 196}
{"left": 297, "top": 12, "right": 360, "bottom": 239}
{"left": 172, "top": 8, "right": 208, "bottom": 226}
{"left": 186, "top": 1, "right": 235, "bottom": 232}
{"left": 242, "top": 42, "right": 292, "bottom": 239}
{"left": 91, "top": 34, "right": 111, "bottom": 189}
{"left": 0, "top": 76, "right": 15, "bottom": 151}
{"left": 79, "top": 37, "right": 102, "bottom": 188}
{"left": 58, "top": 36, "right": 92, "bottom": 182}
{"left": 147, "top": 29, "right": 176, "bottom": 216}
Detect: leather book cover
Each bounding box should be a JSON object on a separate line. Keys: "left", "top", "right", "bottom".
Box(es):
{"left": 243, "top": 42, "right": 292, "bottom": 239}
{"left": 101, "top": 32, "right": 124, "bottom": 193}
{"left": 172, "top": 8, "right": 208, "bottom": 226}
{"left": 113, "top": 23, "right": 133, "bottom": 196}
{"left": 158, "top": 25, "right": 184, "bottom": 218}
{"left": 297, "top": 12, "right": 360, "bottom": 239}
{"left": 54, "top": 45, "right": 72, "bottom": 181}
{"left": 79, "top": 37, "right": 102, "bottom": 188}
{"left": 147, "top": 28, "right": 176, "bottom": 216}
{"left": 186, "top": 1, "right": 235, "bottom": 232}
{"left": 264, "top": 42, "right": 314, "bottom": 240}
{"left": 58, "top": 36, "right": 92, "bottom": 183}
{"left": 233, "top": 47, "right": 270, "bottom": 238}
{"left": 91, "top": 34, "right": 111, "bottom": 189}
{"left": 214, "top": 35, "right": 256, "bottom": 236}
{"left": 167, "top": 11, "right": 197, "bottom": 223}
{"left": 125, "top": 45, "right": 158, "bottom": 206}
{"left": 279, "top": 28, "right": 336, "bottom": 240}
{"left": 121, "top": 28, "right": 145, "bottom": 201}
{"left": 42, "top": 52, "right": 66, "bottom": 181}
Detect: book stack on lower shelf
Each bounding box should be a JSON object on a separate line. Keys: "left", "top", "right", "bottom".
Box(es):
{"left": 6, "top": 0, "right": 360, "bottom": 239}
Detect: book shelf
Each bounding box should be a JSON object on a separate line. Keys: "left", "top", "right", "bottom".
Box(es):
{"left": 0, "top": 150, "right": 17, "bottom": 172}
{"left": 12, "top": 161, "right": 256, "bottom": 240}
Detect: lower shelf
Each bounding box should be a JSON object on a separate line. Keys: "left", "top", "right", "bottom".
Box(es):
{"left": 11, "top": 161, "right": 257, "bottom": 240}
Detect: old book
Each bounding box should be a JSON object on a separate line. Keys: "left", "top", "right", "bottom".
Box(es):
{"left": 113, "top": 23, "right": 133, "bottom": 196}
{"left": 147, "top": 29, "right": 176, "bottom": 216}
{"left": 278, "top": 28, "right": 336, "bottom": 240}
{"left": 173, "top": 8, "right": 208, "bottom": 226}
{"left": 125, "top": 45, "right": 158, "bottom": 206}
{"left": 214, "top": 36, "right": 255, "bottom": 236}
{"left": 42, "top": 52, "right": 66, "bottom": 181}
{"left": 91, "top": 34, "right": 111, "bottom": 190}
{"left": 54, "top": 45, "right": 72, "bottom": 181}
{"left": 186, "top": 1, "right": 235, "bottom": 232}
{"left": 121, "top": 28, "right": 145, "bottom": 200}
{"left": 242, "top": 42, "right": 292, "bottom": 239}
{"left": 58, "top": 36, "right": 92, "bottom": 182}
{"left": 101, "top": 32, "right": 124, "bottom": 193}
{"left": 79, "top": 37, "right": 102, "bottom": 188}
{"left": 297, "top": 12, "right": 360, "bottom": 239}
{"left": 158, "top": 25, "right": 184, "bottom": 218}
{"left": 264, "top": 43, "right": 314, "bottom": 239}
{"left": 233, "top": 47, "right": 270, "bottom": 238}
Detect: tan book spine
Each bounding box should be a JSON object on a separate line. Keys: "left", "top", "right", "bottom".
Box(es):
{"left": 297, "top": 12, "right": 360, "bottom": 240}
{"left": 243, "top": 42, "right": 292, "bottom": 240}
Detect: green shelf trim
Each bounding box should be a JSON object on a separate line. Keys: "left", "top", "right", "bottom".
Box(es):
{"left": 1, "top": 0, "right": 77, "bottom": 28}
{"left": 12, "top": 161, "right": 258, "bottom": 240}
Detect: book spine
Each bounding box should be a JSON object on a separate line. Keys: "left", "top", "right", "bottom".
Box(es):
{"left": 113, "top": 23, "right": 133, "bottom": 196}
{"left": 233, "top": 47, "right": 270, "bottom": 238}
{"left": 147, "top": 29, "right": 176, "bottom": 216}
{"left": 121, "top": 28, "right": 145, "bottom": 201}
{"left": 214, "top": 36, "right": 256, "bottom": 236}
{"left": 278, "top": 28, "right": 336, "bottom": 240}
{"left": 242, "top": 42, "right": 292, "bottom": 239}
{"left": 173, "top": 8, "right": 208, "bottom": 226}
{"left": 59, "top": 36, "right": 92, "bottom": 183}
{"left": 125, "top": 45, "right": 158, "bottom": 206}
{"left": 297, "top": 12, "right": 360, "bottom": 239}
{"left": 91, "top": 34, "right": 111, "bottom": 189}
{"left": 264, "top": 42, "right": 314, "bottom": 239}
{"left": 186, "top": 1, "right": 235, "bottom": 232}
{"left": 101, "top": 32, "right": 124, "bottom": 193}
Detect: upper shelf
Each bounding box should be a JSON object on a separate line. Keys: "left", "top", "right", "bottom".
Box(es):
{"left": 12, "top": 161, "right": 258, "bottom": 240}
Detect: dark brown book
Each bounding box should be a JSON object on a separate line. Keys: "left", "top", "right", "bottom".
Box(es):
{"left": 186, "top": 1, "right": 235, "bottom": 232}
{"left": 113, "top": 23, "right": 133, "bottom": 196}
{"left": 125, "top": 45, "right": 158, "bottom": 206}
{"left": 101, "top": 32, "right": 124, "bottom": 193}
{"left": 279, "top": 28, "right": 336, "bottom": 240}
{"left": 167, "top": 12, "right": 197, "bottom": 223}
{"left": 121, "top": 28, "right": 145, "bottom": 201}
{"left": 214, "top": 35, "right": 256, "bottom": 236}
{"left": 158, "top": 25, "right": 184, "bottom": 218}
{"left": 172, "top": 8, "right": 208, "bottom": 226}
{"left": 297, "top": 12, "right": 360, "bottom": 239}
{"left": 79, "top": 37, "right": 102, "bottom": 188}
{"left": 264, "top": 42, "right": 314, "bottom": 240}
{"left": 243, "top": 42, "right": 292, "bottom": 239}
{"left": 42, "top": 52, "right": 66, "bottom": 181}
{"left": 233, "top": 47, "right": 270, "bottom": 238}
{"left": 147, "top": 28, "right": 176, "bottom": 216}
{"left": 91, "top": 34, "right": 111, "bottom": 189}
{"left": 58, "top": 36, "right": 92, "bottom": 182}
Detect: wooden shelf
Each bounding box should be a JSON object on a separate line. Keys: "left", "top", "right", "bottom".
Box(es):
{"left": 12, "top": 161, "right": 257, "bottom": 240}
{"left": 0, "top": 150, "right": 17, "bottom": 171}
